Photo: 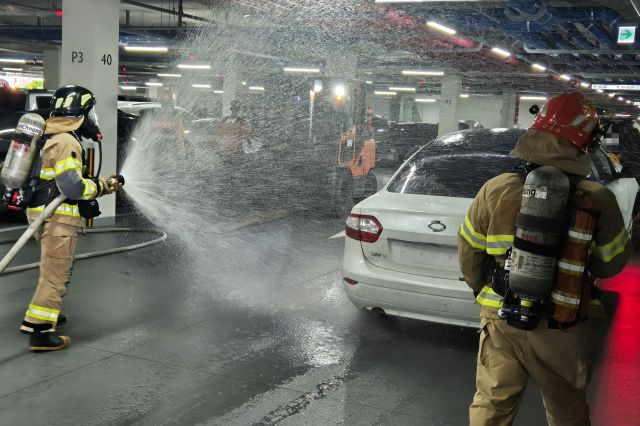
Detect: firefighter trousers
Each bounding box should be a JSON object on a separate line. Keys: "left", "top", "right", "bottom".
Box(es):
{"left": 470, "top": 316, "right": 594, "bottom": 426}
{"left": 23, "top": 221, "right": 77, "bottom": 327}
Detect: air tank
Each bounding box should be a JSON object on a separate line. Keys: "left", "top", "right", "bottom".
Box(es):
{"left": 508, "top": 166, "right": 570, "bottom": 299}
{"left": 1, "top": 113, "right": 46, "bottom": 190}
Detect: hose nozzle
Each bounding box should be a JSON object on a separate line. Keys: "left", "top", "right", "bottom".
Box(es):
{"left": 113, "top": 175, "right": 125, "bottom": 185}
{"left": 107, "top": 174, "right": 125, "bottom": 189}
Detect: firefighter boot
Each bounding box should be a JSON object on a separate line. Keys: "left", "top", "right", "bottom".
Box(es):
{"left": 20, "top": 313, "right": 67, "bottom": 335}
{"left": 29, "top": 330, "right": 71, "bottom": 352}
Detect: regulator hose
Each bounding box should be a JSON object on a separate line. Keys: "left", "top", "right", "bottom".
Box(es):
{"left": 0, "top": 195, "right": 167, "bottom": 276}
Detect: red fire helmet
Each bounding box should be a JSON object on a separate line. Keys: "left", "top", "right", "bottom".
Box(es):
{"left": 531, "top": 92, "right": 599, "bottom": 151}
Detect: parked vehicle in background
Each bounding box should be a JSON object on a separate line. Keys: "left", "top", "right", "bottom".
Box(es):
{"left": 342, "top": 128, "right": 639, "bottom": 327}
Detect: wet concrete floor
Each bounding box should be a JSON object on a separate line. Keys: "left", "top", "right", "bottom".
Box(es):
{"left": 0, "top": 216, "right": 638, "bottom": 425}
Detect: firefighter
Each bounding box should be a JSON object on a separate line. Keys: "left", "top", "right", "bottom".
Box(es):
{"left": 19, "top": 85, "right": 121, "bottom": 351}
{"left": 458, "top": 92, "right": 631, "bottom": 425}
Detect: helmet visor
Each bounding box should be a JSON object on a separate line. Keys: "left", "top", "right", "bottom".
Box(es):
{"left": 87, "top": 108, "right": 100, "bottom": 127}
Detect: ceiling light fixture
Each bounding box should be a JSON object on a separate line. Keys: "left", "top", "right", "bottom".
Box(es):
{"left": 618, "top": 96, "right": 624, "bottom": 101}
{"left": 426, "top": 21, "right": 456, "bottom": 35}
{"left": 192, "top": 84, "right": 211, "bottom": 89}
{"left": 365, "top": 80, "right": 373, "bottom": 84}
{"left": 283, "top": 67, "right": 321, "bottom": 73}
{"left": 374, "top": 91, "right": 397, "bottom": 96}
{"left": 145, "top": 82, "right": 163, "bottom": 87}
{"left": 615, "top": 113, "right": 631, "bottom": 117}
{"left": 596, "top": 89, "right": 604, "bottom": 93}
{"left": 213, "top": 90, "right": 223, "bottom": 94}
{"left": 124, "top": 46, "right": 169, "bottom": 53}
{"left": 401, "top": 70, "right": 445, "bottom": 76}
{"left": 608, "top": 93, "right": 616, "bottom": 98}
{"left": 0, "top": 58, "right": 26, "bottom": 64}
{"left": 119, "top": 86, "right": 138, "bottom": 91}
{"left": 157, "top": 73, "right": 181, "bottom": 78}
{"left": 178, "top": 64, "right": 211, "bottom": 70}
{"left": 559, "top": 74, "right": 571, "bottom": 81}
{"left": 2, "top": 67, "right": 22, "bottom": 72}
{"left": 249, "top": 86, "right": 265, "bottom": 91}
{"left": 520, "top": 96, "right": 547, "bottom": 101}
{"left": 389, "top": 86, "right": 416, "bottom": 92}
{"left": 415, "top": 98, "right": 436, "bottom": 103}
{"left": 491, "top": 47, "right": 511, "bottom": 58}
{"left": 580, "top": 82, "right": 590, "bottom": 88}
{"left": 460, "top": 94, "right": 469, "bottom": 98}
{"left": 531, "top": 63, "right": 546, "bottom": 71}
{"left": 627, "top": 100, "right": 632, "bottom": 104}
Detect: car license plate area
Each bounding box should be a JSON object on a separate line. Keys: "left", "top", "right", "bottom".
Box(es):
{"left": 389, "top": 239, "right": 458, "bottom": 273}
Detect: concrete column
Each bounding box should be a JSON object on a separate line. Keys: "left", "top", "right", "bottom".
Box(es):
{"left": 42, "top": 48, "right": 61, "bottom": 90}
{"left": 501, "top": 90, "right": 518, "bottom": 128}
{"left": 438, "top": 74, "right": 462, "bottom": 136}
{"left": 61, "top": 0, "right": 119, "bottom": 217}
{"left": 221, "top": 57, "right": 240, "bottom": 117}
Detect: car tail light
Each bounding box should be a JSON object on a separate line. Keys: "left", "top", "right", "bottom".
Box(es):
{"left": 345, "top": 214, "right": 383, "bottom": 243}
{"left": 343, "top": 278, "right": 358, "bottom": 285}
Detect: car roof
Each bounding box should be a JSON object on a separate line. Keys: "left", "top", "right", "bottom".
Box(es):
{"left": 426, "top": 128, "right": 526, "bottom": 153}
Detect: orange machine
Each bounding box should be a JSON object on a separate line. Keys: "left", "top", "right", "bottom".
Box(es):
{"left": 337, "top": 105, "right": 376, "bottom": 178}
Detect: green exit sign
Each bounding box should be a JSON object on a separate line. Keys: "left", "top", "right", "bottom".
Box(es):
{"left": 618, "top": 26, "right": 636, "bottom": 44}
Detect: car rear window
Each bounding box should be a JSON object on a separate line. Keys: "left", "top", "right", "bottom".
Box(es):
{"left": 387, "top": 152, "right": 520, "bottom": 198}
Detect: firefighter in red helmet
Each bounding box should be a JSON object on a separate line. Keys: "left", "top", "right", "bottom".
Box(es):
{"left": 459, "top": 92, "right": 630, "bottom": 425}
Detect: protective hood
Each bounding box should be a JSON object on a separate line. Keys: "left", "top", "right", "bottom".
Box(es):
{"left": 510, "top": 128, "right": 591, "bottom": 177}
{"left": 44, "top": 116, "right": 84, "bottom": 135}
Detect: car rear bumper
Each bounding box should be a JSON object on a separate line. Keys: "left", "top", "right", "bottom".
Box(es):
{"left": 342, "top": 238, "right": 480, "bottom": 328}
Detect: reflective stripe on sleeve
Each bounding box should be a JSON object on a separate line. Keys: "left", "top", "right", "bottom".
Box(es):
{"left": 39, "top": 168, "right": 56, "bottom": 180}
{"left": 459, "top": 216, "right": 487, "bottom": 250}
{"left": 54, "top": 157, "right": 82, "bottom": 176}
{"left": 26, "top": 304, "right": 59, "bottom": 322}
{"left": 28, "top": 202, "right": 80, "bottom": 218}
{"left": 593, "top": 228, "right": 630, "bottom": 263}
{"left": 475, "top": 285, "right": 504, "bottom": 308}
{"left": 486, "top": 234, "right": 514, "bottom": 255}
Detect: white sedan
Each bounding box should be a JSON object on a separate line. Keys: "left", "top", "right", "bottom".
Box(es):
{"left": 342, "top": 128, "right": 639, "bottom": 328}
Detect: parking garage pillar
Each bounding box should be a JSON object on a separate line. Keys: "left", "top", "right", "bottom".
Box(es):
{"left": 61, "top": 0, "right": 119, "bottom": 217}
{"left": 222, "top": 58, "right": 239, "bottom": 117}
{"left": 42, "top": 48, "right": 61, "bottom": 90}
{"left": 501, "top": 90, "right": 518, "bottom": 128}
{"left": 438, "top": 74, "right": 462, "bottom": 136}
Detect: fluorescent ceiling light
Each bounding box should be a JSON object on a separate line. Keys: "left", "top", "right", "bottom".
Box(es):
{"left": 520, "top": 96, "right": 547, "bottom": 101}
{"left": 491, "top": 47, "right": 511, "bottom": 58}
{"left": 460, "top": 94, "right": 469, "bottom": 98}
{"left": 402, "top": 70, "right": 444, "bottom": 76}
{"left": 241, "top": 81, "right": 247, "bottom": 85}
{"left": 608, "top": 93, "right": 616, "bottom": 98}
{"left": 627, "top": 100, "right": 632, "bottom": 104}
{"left": 283, "top": 67, "right": 320, "bottom": 73}
{"left": 2, "top": 67, "right": 22, "bottom": 71}
{"left": 334, "top": 85, "right": 346, "bottom": 97}
{"left": 374, "top": 91, "right": 397, "bottom": 96}
{"left": 192, "top": 84, "right": 211, "bottom": 89}
{"left": 618, "top": 96, "right": 624, "bottom": 101}
{"left": 124, "top": 46, "right": 168, "bottom": 53}
{"left": 415, "top": 98, "right": 436, "bottom": 103}
{"left": 178, "top": 64, "right": 211, "bottom": 70}
{"left": 157, "top": 73, "right": 181, "bottom": 78}
{"left": 389, "top": 86, "right": 416, "bottom": 92}
{"left": 580, "top": 82, "right": 590, "bottom": 88}
{"left": 119, "top": 86, "right": 138, "bottom": 91}
{"left": 426, "top": 21, "right": 456, "bottom": 35}
{"left": 0, "top": 58, "right": 26, "bottom": 64}
{"left": 531, "top": 63, "right": 546, "bottom": 71}
{"left": 145, "top": 82, "right": 163, "bottom": 87}
{"left": 249, "top": 86, "right": 265, "bottom": 91}
{"left": 559, "top": 74, "right": 571, "bottom": 81}
{"left": 365, "top": 80, "right": 373, "bottom": 84}
{"left": 213, "top": 90, "right": 223, "bottom": 94}
{"left": 596, "top": 89, "right": 604, "bottom": 93}
{"left": 615, "top": 114, "right": 631, "bottom": 117}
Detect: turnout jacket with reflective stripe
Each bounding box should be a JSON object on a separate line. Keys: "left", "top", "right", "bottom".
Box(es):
{"left": 458, "top": 172, "right": 631, "bottom": 301}
{"left": 26, "top": 116, "right": 98, "bottom": 227}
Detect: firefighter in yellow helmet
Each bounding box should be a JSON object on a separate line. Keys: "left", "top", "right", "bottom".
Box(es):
{"left": 19, "top": 85, "right": 122, "bottom": 351}
{"left": 458, "top": 92, "right": 631, "bottom": 425}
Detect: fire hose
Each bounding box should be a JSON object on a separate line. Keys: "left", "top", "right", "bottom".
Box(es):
{"left": 0, "top": 194, "right": 167, "bottom": 276}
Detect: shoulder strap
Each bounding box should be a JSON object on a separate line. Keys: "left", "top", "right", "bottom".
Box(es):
{"left": 514, "top": 163, "right": 539, "bottom": 182}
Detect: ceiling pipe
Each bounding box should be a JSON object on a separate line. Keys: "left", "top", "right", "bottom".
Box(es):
{"left": 121, "top": 0, "right": 216, "bottom": 24}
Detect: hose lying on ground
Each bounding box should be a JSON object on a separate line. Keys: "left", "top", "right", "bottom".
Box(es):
{"left": 0, "top": 194, "right": 167, "bottom": 276}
